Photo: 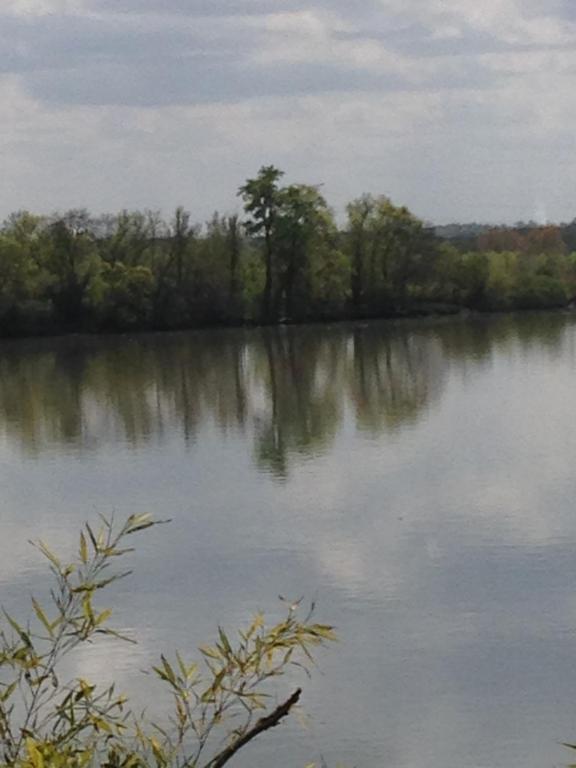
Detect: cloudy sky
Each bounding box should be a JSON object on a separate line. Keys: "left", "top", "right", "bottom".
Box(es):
{"left": 1, "top": 0, "right": 576, "bottom": 224}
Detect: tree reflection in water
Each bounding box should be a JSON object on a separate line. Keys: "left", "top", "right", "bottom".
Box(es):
{"left": 0, "top": 314, "right": 570, "bottom": 476}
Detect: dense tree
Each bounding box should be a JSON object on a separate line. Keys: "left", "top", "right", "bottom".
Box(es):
{"left": 42, "top": 212, "right": 100, "bottom": 325}
{"left": 97, "top": 210, "right": 152, "bottom": 267}
{"left": 238, "top": 166, "right": 284, "bottom": 322}
{"left": 345, "top": 195, "right": 438, "bottom": 314}
{"left": 0, "top": 168, "right": 574, "bottom": 338}
{"left": 346, "top": 194, "right": 373, "bottom": 308}
{"left": 274, "top": 184, "right": 335, "bottom": 319}
{"left": 149, "top": 207, "right": 195, "bottom": 327}
{"left": 0, "top": 214, "right": 48, "bottom": 333}
{"left": 90, "top": 261, "right": 154, "bottom": 330}
{"left": 225, "top": 214, "right": 242, "bottom": 315}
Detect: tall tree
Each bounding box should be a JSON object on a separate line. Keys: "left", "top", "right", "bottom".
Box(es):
{"left": 226, "top": 214, "right": 242, "bottom": 313}
{"left": 275, "top": 184, "right": 332, "bottom": 319}
{"left": 346, "top": 195, "right": 435, "bottom": 312}
{"left": 239, "top": 166, "right": 284, "bottom": 321}
{"left": 42, "top": 210, "right": 100, "bottom": 325}
{"left": 171, "top": 206, "right": 193, "bottom": 287}
{"left": 346, "top": 194, "right": 374, "bottom": 309}
{"left": 98, "top": 210, "right": 152, "bottom": 267}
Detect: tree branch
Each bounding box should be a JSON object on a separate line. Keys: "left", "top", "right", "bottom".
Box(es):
{"left": 208, "top": 688, "right": 302, "bottom": 768}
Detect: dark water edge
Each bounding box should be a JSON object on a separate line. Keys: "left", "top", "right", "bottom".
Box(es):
{"left": 0, "top": 301, "right": 461, "bottom": 340}
{"left": 0, "top": 298, "right": 573, "bottom": 343}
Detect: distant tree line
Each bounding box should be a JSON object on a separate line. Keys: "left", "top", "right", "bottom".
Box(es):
{"left": 1, "top": 165, "right": 576, "bottom": 337}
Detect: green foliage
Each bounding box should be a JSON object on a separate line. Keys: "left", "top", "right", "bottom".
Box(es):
{"left": 42, "top": 213, "right": 101, "bottom": 325}
{"left": 484, "top": 251, "right": 518, "bottom": 309}
{"left": 239, "top": 166, "right": 285, "bottom": 321}
{"left": 89, "top": 263, "right": 154, "bottom": 330}
{"left": 345, "top": 194, "right": 436, "bottom": 314}
{"left": 0, "top": 213, "right": 52, "bottom": 335}
{"left": 305, "top": 244, "right": 350, "bottom": 317}
{"left": 514, "top": 274, "right": 567, "bottom": 309}
{"left": 0, "top": 172, "right": 574, "bottom": 338}
{"left": 274, "top": 184, "right": 338, "bottom": 320}
{"left": 0, "top": 516, "right": 335, "bottom": 768}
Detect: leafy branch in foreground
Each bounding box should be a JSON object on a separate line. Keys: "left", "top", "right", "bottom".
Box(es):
{"left": 0, "top": 515, "right": 335, "bottom": 768}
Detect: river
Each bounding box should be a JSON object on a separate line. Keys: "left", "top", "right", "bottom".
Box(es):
{"left": 1, "top": 313, "right": 576, "bottom": 767}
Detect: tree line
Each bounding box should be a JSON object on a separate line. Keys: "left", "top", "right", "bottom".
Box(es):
{"left": 1, "top": 165, "right": 576, "bottom": 337}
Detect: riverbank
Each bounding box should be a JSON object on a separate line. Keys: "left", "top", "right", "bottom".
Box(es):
{"left": 0, "top": 299, "right": 573, "bottom": 344}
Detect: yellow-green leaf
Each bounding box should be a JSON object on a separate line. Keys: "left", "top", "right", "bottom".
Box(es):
{"left": 32, "top": 597, "right": 53, "bottom": 637}
{"left": 79, "top": 532, "right": 88, "bottom": 564}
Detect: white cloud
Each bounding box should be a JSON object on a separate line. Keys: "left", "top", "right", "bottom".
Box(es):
{"left": 4, "top": 0, "right": 86, "bottom": 15}
{"left": 380, "top": 0, "right": 576, "bottom": 46}
{"left": 250, "top": 10, "right": 414, "bottom": 75}
{"left": 0, "top": 0, "right": 575, "bottom": 221}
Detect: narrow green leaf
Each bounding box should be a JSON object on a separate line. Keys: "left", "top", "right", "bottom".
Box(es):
{"left": 218, "top": 627, "right": 232, "bottom": 656}
{"left": 31, "top": 597, "right": 53, "bottom": 638}
{"left": 82, "top": 594, "right": 95, "bottom": 625}
{"left": 95, "top": 609, "right": 112, "bottom": 627}
{"left": 79, "top": 532, "right": 88, "bottom": 564}
{"left": 3, "top": 610, "right": 32, "bottom": 648}
{"left": 35, "top": 540, "right": 61, "bottom": 570}
{"left": 0, "top": 681, "right": 17, "bottom": 702}
{"left": 199, "top": 645, "right": 221, "bottom": 660}
{"left": 85, "top": 523, "right": 98, "bottom": 553}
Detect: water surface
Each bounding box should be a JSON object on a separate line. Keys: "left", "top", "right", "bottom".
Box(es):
{"left": 1, "top": 314, "right": 576, "bottom": 768}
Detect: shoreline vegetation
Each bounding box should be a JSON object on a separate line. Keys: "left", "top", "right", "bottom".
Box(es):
{"left": 0, "top": 515, "right": 335, "bottom": 768}
{"left": 1, "top": 165, "right": 576, "bottom": 339}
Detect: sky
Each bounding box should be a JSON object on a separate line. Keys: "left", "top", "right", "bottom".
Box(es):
{"left": 1, "top": 0, "right": 576, "bottom": 225}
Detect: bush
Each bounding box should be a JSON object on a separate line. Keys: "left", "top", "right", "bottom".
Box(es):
{"left": 0, "top": 515, "right": 335, "bottom": 768}
{"left": 514, "top": 274, "right": 568, "bottom": 309}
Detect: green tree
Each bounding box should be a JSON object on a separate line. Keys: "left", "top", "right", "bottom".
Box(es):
{"left": 171, "top": 206, "right": 193, "bottom": 288}
{"left": 346, "top": 194, "right": 373, "bottom": 309}
{"left": 346, "top": 195, "right": 434, "bottom": 313}
{"left": 89, "top": 262, "right": 154, "bottom": 330}
{"left": 484, "top": 250, "right": 518, "bottom": 309}
{"left": 97, "top": 211, "right": 152, "bottom": 268}
{"left": 0, "top": 214, "right": 49, "bottom": 333}
{"left": 183, "top": 214, "right": 235, "bottom": 325}
{"left": 305, "top": 239, "right": 350, "bottom": 319}
{"left": 239, "top": 166, "right": 284, "bottom": 322}
{"left": 275, "top": 184, "right": 333, "bottom": 319}
{"left": 42, "top": 211, "right": 101, "bottom": 326}
{"left": 225, "top": 214, "right": 242, "bottom": 318}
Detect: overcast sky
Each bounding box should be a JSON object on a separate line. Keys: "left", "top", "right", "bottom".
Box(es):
{"left": 1, "top": 0, "right": 575, "bottom": 224}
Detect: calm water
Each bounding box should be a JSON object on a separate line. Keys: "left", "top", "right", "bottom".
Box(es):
{"left": 2, "top": 314, "right": 576, "bottom": 767}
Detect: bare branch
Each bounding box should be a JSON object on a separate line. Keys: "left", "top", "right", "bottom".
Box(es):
{"left": 207, "top": 688, "right": 302, "bottom": 768}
